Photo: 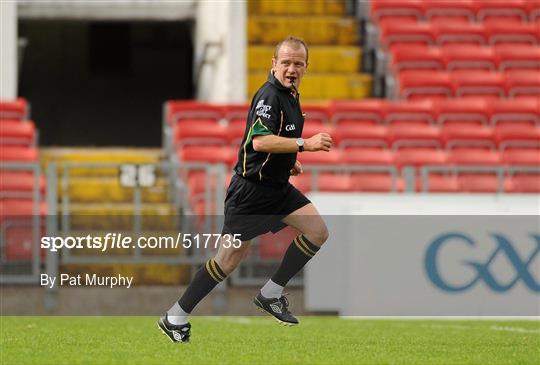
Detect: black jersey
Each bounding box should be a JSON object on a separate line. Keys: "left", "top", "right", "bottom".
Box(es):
{"left": 234, "top": 72, "right": 304, "bottom": 185}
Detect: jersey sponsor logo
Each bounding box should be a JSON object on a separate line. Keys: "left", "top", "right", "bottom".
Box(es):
{"left": 285, "top": 124, "right": 296, "bottom": 131}
{"left": 255, "top": 100, "right": 272, "bottom": 119}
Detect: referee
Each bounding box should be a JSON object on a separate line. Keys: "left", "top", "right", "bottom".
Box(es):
{"left": 159, "top": 36, "right": 332, "bottom": 343}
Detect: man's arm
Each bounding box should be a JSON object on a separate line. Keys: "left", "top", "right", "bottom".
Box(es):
{"left": 253, "top": 133, "right": 333, "bottom": 153}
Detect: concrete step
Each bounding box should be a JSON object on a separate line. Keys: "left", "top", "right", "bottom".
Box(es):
{"left": 249, "top": 0, "right": 346, "bottom": 16}
{"left": 248, "top": 16, "right": 358, "bottom": 46}
{"left": 61, "top": 203, "right": 179, "bottom": 230}
{"left": 40, "top": 147, "right": 163, "bottom": 177}
{"left": 248, "top": 45, "right": 362, "bottom": 73}
{"left": 59, "top": 176, "right": 169, "bottom": 203}
{"left": 248, "top": 72, "right": 373, "bottom": 100}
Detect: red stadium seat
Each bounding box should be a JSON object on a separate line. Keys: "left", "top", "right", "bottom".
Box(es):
{"left": 526, "top": 1, "right": 540, "bottom": 21}
{"left": 289, "top": 173, "right": 352, "bottom": 192}
{"left": 442, "top": 125, "right": 495, "bottom": 150}
{"left": 370, "top": 0, "right": 424, "bottom": 22}
{"left": 485, "top": 20, "right": 540, "bottom": 46}
{"left": 222, "top": 104, "right": 249, "bottom": 126}
{"left": 488, "top": 98, "right": 540, "bottom": 127}
{"left": 316, "top": 173, "right": 353, "bottom": 192}
{"left": 388, "top": 125, "right": 442, "bottom": 149}
{"left": 186, "top": 170, "right": 231, "bottom": 209}
{"left": 226, "top": 123, "right": 246, "bottom": 146}
{"left": 165, "top": 100, "right": 222, "bottom": 126}
{"left": 3, "top": 225, "right": 45, "bottom": 261}
{"left": 0, "top": 146, "right": 38, "bottom": 162}
{"left": 394, "top": 148, "right": 447, "bottom": 168}
{"left": 342, "top": 147, "right": 395, "bottom": 165}
{"left": 398, "top": 70, "right": 452, "bottom": 99}
{"left": 380, "top": 20, "right": 436, "bottom": 48}
{"left": 0, "top": 171, "right": 46, "bottom": 197}
{"left": 289, "top": 174, "right": 311, "bottom": 193}
{"left": 505, "top": 70, "right": 540, "bottom": 98}
{"left": 178, "top": 145, "right": 235, "bottom": 165}
{"left": 435, "top": 21, "right": 487, "bottom": 46}
{"left": 495, "top": 45, "right": 540, "bottom": 71}
{"left": 475, "top": 0, "right": 529, "bottom": 23}
{"left": 390, "top": 45, "right": 444, "bottom": 72}
{"left": 383, "top": 99, "right": 435, "bottom": 125}
{"left": 193, "top": 200, "right": 218, "bottom": 217}
{"left": 442, "top": 45, "right": 497, "bottom": 71}
{"left": 300, "top": 124, "right": 334, "bottom": 139}
{"left": 501, "top": 149, "right": 540, "bottom": 165}
{"left": 0, "top": 98, "right": 28, "bottom": 120}
{"left": 420, "top": 174, "right": 460, "bottom": 192}
{"left": 174, "top": 123, "right": 227, "bottom": 147}
{"left": 350, "top": 173, "right": 403, "bottom": 192}
{"left": 451, "top": 70, "right": 506, "bottom": 98}
{"left": 434, "top": 98, "right": 489, "bottom": 126}
{"left": 333, "top": 125, "right": 388, "bottom": 148}
{"left": 422, "top": 0, "right": 476, "bottom": 22}
{"left": 506, "top": 174, "right": 540, "bottom": 192}
{"left": 458, "top": 174, "right": 501, "bottom": 192}
{"left": 449, "top": 149, "right": 501, "bottom": 165}
{"left": 494, "top": 125, "right": 540, "bottom": 150}
{"left": 298, "top": 150, "right": 342, "bottom": 165}
{"left": 0, "top": 120, "right": 36, "bottom": 146}
{"left": 330, "top": 99, "right": 385, "bottom": 126}
{"left": 0, "top": 199, "right": 47, "bottom": 217}
{"left": 302, "top": 104, "right": 330, "bottom": 125}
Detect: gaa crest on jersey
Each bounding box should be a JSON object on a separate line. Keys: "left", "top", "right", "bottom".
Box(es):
{"left": 255, "top": 100, "right": 272, "bottom": 119}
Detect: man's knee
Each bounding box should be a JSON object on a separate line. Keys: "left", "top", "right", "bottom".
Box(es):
{"left": 214, "top": 244, "right": 249, "bottom": 274}
{"left": 305, "top": 225, "right": 329, "bottom": 247}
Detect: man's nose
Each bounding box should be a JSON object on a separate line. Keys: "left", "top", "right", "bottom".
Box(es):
{"left": 287, "top": 64, "right": 297, "bottom": 73}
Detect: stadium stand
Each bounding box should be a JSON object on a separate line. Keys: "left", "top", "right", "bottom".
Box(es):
{"left": 3, "top": 1, "right": 538, "bottom": 288}
{"left": 247, "top": 0, "right": 372, "bottom": 100}
{"left": 0, "top": 99, "right": 45, "bottom": 263}
{"left": 165, "top": 97, "right": 540, "bottom": 200}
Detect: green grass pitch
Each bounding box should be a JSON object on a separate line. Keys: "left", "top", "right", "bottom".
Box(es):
{"left": 1, "top": 316, "right": 539, "bottom": 365}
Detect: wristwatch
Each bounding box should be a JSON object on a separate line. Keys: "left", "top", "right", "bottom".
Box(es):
{"left": 296, "top": 138, "right": 305, "bottom": 152}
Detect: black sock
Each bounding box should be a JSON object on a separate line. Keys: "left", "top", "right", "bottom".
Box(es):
{"left": 178, "top": 259, "right": 227, "bottom": 313}
{"left": 271, "top": 235, "right": 320, "bottom": 287}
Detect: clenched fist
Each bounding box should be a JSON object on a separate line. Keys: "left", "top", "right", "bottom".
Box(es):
{"left": 305, "top": 133, "right": 333, "bottom": 152}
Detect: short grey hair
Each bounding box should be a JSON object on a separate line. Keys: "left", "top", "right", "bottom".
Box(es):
{"left": 273, "top": 36, "right": 309, "bottom": 64}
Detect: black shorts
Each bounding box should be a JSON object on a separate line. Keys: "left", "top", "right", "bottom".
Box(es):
{"left": 221, "top": 174, "right": 311, "bottom": 241}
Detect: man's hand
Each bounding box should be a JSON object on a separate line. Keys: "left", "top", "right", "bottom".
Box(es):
{"left": 305, "top": 133, "right": 333, "bottom": 152}
{"left": 290, "top": 160, "right": 303, "bottom": 176}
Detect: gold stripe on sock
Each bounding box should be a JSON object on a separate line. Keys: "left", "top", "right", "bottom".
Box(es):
{"left": 205, "top": 260, "right": 221, "bottom": 282}
{"left": 294, "top": 237, "right": 313, "bottom": 257}
{"left": 297, "top": 235, "right": 317, "bottom": 256}
{"left": 209, "top": 259, "right": 225, "bottom": 281}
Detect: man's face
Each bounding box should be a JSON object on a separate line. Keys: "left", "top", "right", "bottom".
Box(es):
{"left": 272, "top": 44, "right": 308, "bottom": 90}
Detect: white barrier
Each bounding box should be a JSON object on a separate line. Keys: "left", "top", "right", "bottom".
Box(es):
{"left": 305, "top": 194, "right": 540, "bottom": 316}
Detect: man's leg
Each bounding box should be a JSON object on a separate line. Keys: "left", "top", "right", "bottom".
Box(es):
{"left": 159, "top": 236, "right": 250, "bottom": 342}
{"left": 255, "top": 203, "right": 328, "bottom": 324}
{"left": 264, "top": 203, "right": 328, "bottom": 298}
